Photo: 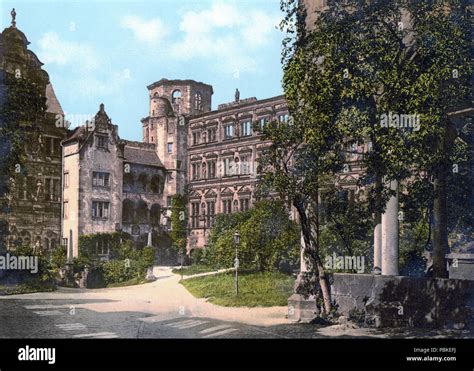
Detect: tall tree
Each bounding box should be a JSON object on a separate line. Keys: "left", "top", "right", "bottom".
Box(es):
{"left": 170, "top": 194, "right": 188, "bottom": 256}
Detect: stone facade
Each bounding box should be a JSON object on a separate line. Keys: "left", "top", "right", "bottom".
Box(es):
{"left": 0, "top": 15, "right": 67, "bottom": 253}
{"left": 186, "top": 94, "right": 288, "bottom": 249}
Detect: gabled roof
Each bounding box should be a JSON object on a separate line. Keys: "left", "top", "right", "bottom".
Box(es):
{"left": 45, "top": 83, "right": 64, "bottom": 115}
{"left": 123, "top": 142, "right": 163, "bottom": 168}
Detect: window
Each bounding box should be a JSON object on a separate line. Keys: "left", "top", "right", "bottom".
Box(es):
{"left": 92, "top": 201, "right": 110, "bottom": 219}
{"left": 278, "top": 113, "right": 290, "bottom": 123}
{"left": 191, "top": 202, "right": 200, "bottom": 228}
{"left": 207, "top": 127, "right": 217, "bottom": 142}
{"left": 63, "top": 201, "right": 69, "bottom": 219}
{"left": 97, "top": 135, "right": 108, "bottom": 149}
{"left": 192, "top": 132, "right": 200, "bottom": 145}
{"left": 224, "top": 158, "right": 233, "bottom": 176}
{"left": 92, "top": 172, "right": 110, "bottom": 187}
{"left": 224, "top": 124, "right": 234, "bottom": 139}
{"left": 240, "top": 120, "right": 252, "bottom": 136}
{"left": 64, "top": 172, "right": 69, "bottom": 188}
{"left": 172, "top": 90, "right": 182, "bottom": 104}
{"left": 167, "top": 142, "right": 173, "bottom": 153}
{"left": 259, "top": 117, "right": 269, "bottom": 129}
{"left": 44, "top": 178, "right": 60, "bottom": 202}
{"left": 167, "top": 196, "right": 173, "bottom": 207}
{"left": 192, "top": 163, "right": 201, "bottom": 180}
{"left": 96, "top": 240, "right": 109, "bottom": 256}
{"left": 240, "top": 198, "right": 250, "bottom": 211}
{"left": 222, "top": 199, "right": 232, "bottom": 214}
{"left": 45, "top": 137, "right": 60, "bottom": 157}
{"left": 240, "top": 155, "right": 251, "bottom": 175}
{"left": 207, "top": 160, "right": 216, "bottom": 179}
{"left": 206, "top": 201, "right": 215, "bottom": 227}
{"left": 195, "top": 92, "right": 203, "bottom": 110}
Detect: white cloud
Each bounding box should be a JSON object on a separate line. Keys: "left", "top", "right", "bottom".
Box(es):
{"left": 169, "top": 1, "right": 281, "bottom": 73}
{"left": 37, "top": 32, "right": 131, "bottom": 98}
{"left": 121, "top": 15, "right": 167, "bottom": 45}
{"left": 38, "top": 32, "right": 100, "bottom": 72}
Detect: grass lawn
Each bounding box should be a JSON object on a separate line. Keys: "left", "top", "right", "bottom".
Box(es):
{"left": 180, "top": 271, "right": 295, "bottom": 307}
{"left": 0, "top": 284, "right": 56, "bottom": 295}
{"left": 171, "top": 264, "right": 218, "bottom": 276}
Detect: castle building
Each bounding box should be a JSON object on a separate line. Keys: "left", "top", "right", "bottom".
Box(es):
{"left": 61, "top": 77, "right": 290, "bottom": 257}
{"left": 0, "top": 10, "right": 67, "bottom": 253}
{"left": 186, "top": 93, "right": 288, "bottom": 249}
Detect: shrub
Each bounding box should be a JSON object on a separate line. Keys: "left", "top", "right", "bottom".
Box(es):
{"left": 204, "top": 200, "right": 300, "bottom": 272}
{"left": 102, "top": 259, "right": 140, "bottom": 285}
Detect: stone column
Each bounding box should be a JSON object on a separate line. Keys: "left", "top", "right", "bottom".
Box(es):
{"left": 381, "top": 179, "right": 399, "bottom": 275}
{"left": 373, "top": 218, "right": 382, "bottom": 274}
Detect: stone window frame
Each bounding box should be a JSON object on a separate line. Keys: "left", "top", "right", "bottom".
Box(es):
{"left": 239, "top": 197, "right": 250, "bottom": 212}
{"left": 92, "top": 171, "right": 110, "bottom": 188}
{"left": 96, "top": 134, "right": 108, "bottom": 150}
{"left": 206, "top": 124, "right": 218, "bottom": 143}
{"left": 92, "top": 200, "right": 110, "bottom": 219}
{"left": 194, "top": 92, "right": 203, "bottom": 111}
{"left": 239, "top": 119, "right": 252, "bottom": 137}
{"left": 222, "top": 198, "right": 233, "bottom": 214}
{"left": 223, "top": 121, "right": 235, "bottom": 140}
{"left": 44, "top": 177, "right": 61, "bottom": 202}
{"left": 191, "top": 162, "right": 202, "bottom": 181}
{"left": 64, "top": 171, "right": 69, "bottom": 189}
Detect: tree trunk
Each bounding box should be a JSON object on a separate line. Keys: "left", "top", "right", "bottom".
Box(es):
{"left": 431, "top": 120, "right": 456, "bottom": 278}
{"left": 431, "top": 173, "right": 449, "bottom": 278}
{"left": 294, "top": 198, "right": 332, "bottom": 315}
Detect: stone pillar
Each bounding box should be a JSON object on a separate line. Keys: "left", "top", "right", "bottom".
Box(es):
{"left": 373, "top": 217, "right": 382, "bottom": 274}
{"left": 381, "top": 180, "right": 399, "bottom": 276}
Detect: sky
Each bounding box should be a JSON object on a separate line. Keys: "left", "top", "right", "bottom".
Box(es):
{"left": 1, "top": 0, "right": 285, "bottom": 141}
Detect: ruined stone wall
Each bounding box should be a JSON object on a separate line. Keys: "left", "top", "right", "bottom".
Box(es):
{"left": 331, "top": 273, "right": 474, "bottom": 329}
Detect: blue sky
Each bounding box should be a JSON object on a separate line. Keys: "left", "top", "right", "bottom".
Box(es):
{"left": 1, "top": 0, "right": 285, "bottom": 141}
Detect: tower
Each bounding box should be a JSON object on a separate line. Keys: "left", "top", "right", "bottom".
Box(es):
{"left": 141, "top": 79, "right": 213, "bottom": 201}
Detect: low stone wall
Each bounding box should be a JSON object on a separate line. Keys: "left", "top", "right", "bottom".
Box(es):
{"left": 331, "top": 273, "right": 474, "bottom": 329}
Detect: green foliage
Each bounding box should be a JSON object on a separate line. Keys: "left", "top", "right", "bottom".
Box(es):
{"left": 76, "top": 232, "right": 155, "bottom": 286}
{"left": 170, "top": 194, "right": 188, "bottom": 254}
{"left": 102, "top": 259, "right": 141, "bottom": 285}
{"left": 204, "top": 200, "right": 300, "bottom": 272}
{"left": 7, "top": 245, "right": 55, "bottom": 291}
{"left": 319, "top": 186, "right": 372, "bottom": 260}
{"left": 181, "top": 271, "right": 295, "bottom": 307}
{"left": 141, "top": 246, "right": 156, "bottom": 269}
{"left": 48, "top": 245, "right": 67, "bottom": 273}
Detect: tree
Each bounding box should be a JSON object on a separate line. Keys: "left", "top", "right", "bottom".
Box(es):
{"left": 258, "top": 1, "right": 351, "bottom": 313}
{"left": 170, "top": 194, "right": 188, "bottom": 255}
{"left": 204, "top": 201, "right": 300, "bottom": 272}
{"left": 300, "top": 0, "right": 471, "bottom": 278}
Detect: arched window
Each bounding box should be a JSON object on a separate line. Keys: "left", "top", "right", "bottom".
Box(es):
{"left": 172, "top": 90, "right": 182, "bottom": 104}
{"left": 138, "top": 173, "right": 148, "bottom": 192}
{"left": 122, "top": 199, "right": 134, "bottom": 223}
{"left": 195, "top": 92, "right": 203, "bottom": 110}
{"left": 150, "top": 175, "right": 161, "bottom": 194}
{"left": 150, "top": 204, "right": 161, "bottom": 226}
{"left": 136, "top": 200, "right": 148, "bottom": 224}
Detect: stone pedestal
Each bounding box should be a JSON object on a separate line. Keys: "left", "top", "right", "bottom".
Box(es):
{"left": 446, "top": 253, "right": 474, "bottom": 280}
{"left": 145, "top": 267, "right": 157, "bottom": 282}
{"left": 288, "top": 293, "right": 317, "bottom": 322}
